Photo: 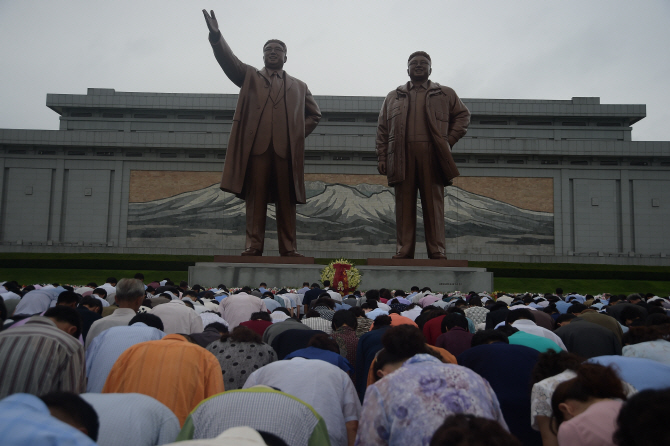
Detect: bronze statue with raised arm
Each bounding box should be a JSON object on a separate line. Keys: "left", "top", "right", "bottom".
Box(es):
{"left": 203, "top": 9, "right": 321, "bottom": 257}
{"left": 376, "top": 51, "right": 470, "bottom": 259}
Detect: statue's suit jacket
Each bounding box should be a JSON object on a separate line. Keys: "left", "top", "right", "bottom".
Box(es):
{"left": 210, "top": 35, "right": 321, "bottom": 204}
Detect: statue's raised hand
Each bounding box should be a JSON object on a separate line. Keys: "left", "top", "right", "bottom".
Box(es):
{"left": 203, "top": 9, "right": 220, "bottom": 37}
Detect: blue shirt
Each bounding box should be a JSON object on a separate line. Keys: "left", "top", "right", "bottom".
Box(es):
{"left": 0, "top": 393, "right": 96, "bottom": 445}
{"left": 85, "top": 322, "right": 165, "bottom": 392}
{"left": 555, "top": 300, "right": 572, "bottom": 314}
{"left": 588, "top": 355, "right": 670, "bottom": 391}
{"left": 458, "top": 343, "right": 541, "bottom": 446}
{"left": 285, "top": 346, "right": 353, "bottom": 373}
{"left": 335, "top": 302, "right": 352, "bottom": 311}
{"left": 13, "top": 287, "right": 66, "bottom": 315}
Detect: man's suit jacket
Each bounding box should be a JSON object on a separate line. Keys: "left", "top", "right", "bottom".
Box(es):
{"left": 209, "top": 35, "right": 321, "bottom": 204}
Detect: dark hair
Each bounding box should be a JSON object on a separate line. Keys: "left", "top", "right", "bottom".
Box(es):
{"left": 408, "top": 51, "right": 431, "bottom": 63}
{"left": 488, "top": 302, "right": 508, "bottom": 313}
{"left": 322, "top": 280, "right": 331, "bottom": 288}
{"left": 182, "top": 300, "right": 194, "bottom": 310}
{"left": 314, "top": 297, "right": 335, "bottom": 309}
{"left": 365, "top": 289, "right": 380, "bottom": 302}
{"left": 622, "top": 325, "right": 670, "bottom": 345}
{"left": 551, "top": 363, "right": 627, "bottom": 432}
{"left": 250, "top": 311, "right": 272, "bottom": 322}
{"left": 556, "top": 288, "right": 563, "bottom": 295}
{"left": 556, "top": 313, "right": 577, "bottom": 325}
{"left": 57, "top": 291, "right": 80, "bottom": 306}
{"left": 79, "top": 296, "right": 103, "bottom": 313}
{"left": 264, "top": 39, "right": 287, "bottom": 52}
{"left": 379, "top": 288, "right": 393, "bottom": 301}
{"left": 106, "top": 277, "right": 118, "bottom": 284}
{"left": 372, "top": 315, "right": 392, "bottom": 329}
{"left": 44, "top": 306, "right": 82, "bottom": 338}
{"left": 567, "top": 303, "right": 587, "bottom": 314}
{"left": 646, "top": 313, "right": 670, "bottom": 326}
{"left": 40, "top": 392, "right": 99, "bottom": 441}
{"left": 311, "top": 283, "right": 320, "bottom": 289}
{"left": 506, "top": 309, "right": 536, "bottom": 324}
{"left": 349, "top": 306, "right": 365, "bottom": 318}
{"left": 129, "top": 313, "right": 164, "bottom": 331}
{"left": 221, "top": 325, "right": 262, "bottom": 343}
{"left": 471, "top": 329, "right": 509, "bottom": 347}
{"left": 303, "top": 282, "right": 310, "bottom": 287}
{"left": 495, "top": 324, "right": 519, "bottom": 337}
{"left": 613, "top": 389, "right": 670, "bottom": 446}
{"left": 92, "top": 288, "right": 107, "bottom": 298}
{"left": 531, "top": 350, "right": 585, "bottom": 385}
{"left": 332, "top": 309, "right": 357, "bottom": 331}
{"left": 307, "top": 333, "right": 339, "bottom": 353}
{"left": 430, "top": 414, "right": 522, "bottom": 446}
{"left": 183, "top": 290, "right": 197, "bottom": 298}
{"left": 468, "top": 296, "right": 483, "bottom": 307}
{"left": 381, "top": 325, "right": 441, "bottom": 364}
{"left": 206, "top": 322, "right": 229, "bottom": 333}
{"left": 304, "top": 309, "right": 321, "bottom": 319}
{"left": 620, "top": 306, "right": 645, "bottom": 325}
{"left": 258, "top": 431, "right": 290, "bottom": 446}
{"left": 441, "top": 313, "right": 468, "bottom": 333}
{"left": 0, "top": 297, "right": 6, "bottom": 324}
{"left": 134, "top": 273, "right": 144, "bottom": 281}
{"left": 361, "top": 301, "right": 378, "bottom": 310}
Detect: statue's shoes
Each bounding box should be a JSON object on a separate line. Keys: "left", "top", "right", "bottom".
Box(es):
{"left": 241, "top": 248, "right": 263, "bottom": 256}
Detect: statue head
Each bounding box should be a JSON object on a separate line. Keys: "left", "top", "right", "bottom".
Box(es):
{"left": 263, "top": 39, "right": 287, "bottom": 70}
{"left": 407, "top": 51, "right": 432, "bottom": 83}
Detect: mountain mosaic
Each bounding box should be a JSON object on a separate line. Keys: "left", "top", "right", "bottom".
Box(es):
{"left": 127, "top": 180, "right": 554, "bottom": 256}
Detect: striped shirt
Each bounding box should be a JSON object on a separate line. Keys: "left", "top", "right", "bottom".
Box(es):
{"left": 0, "top": 316, "right": 86, "bottom": 399}
{"left": 85, "top": 322, "right": 166, "bottom": 392}
{"left": 177, "top": 387, "right": 330, "bottom": 446}
{"left": 301, "top": 316, "right": 332, "bottom": 334}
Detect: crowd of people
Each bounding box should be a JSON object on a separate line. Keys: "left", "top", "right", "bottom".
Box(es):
{"left": 0, "top": 275, "right": 669, "bottom": 446}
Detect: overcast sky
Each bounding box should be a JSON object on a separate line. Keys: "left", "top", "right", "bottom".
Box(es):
{"left": 1, "top": 0, "right": 668, "bottom": 141}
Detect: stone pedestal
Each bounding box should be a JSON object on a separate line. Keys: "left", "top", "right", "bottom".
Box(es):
{"left": 189, "top": 260, "right": 493, "bottom": 292}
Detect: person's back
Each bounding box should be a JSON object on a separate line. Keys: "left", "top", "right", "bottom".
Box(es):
{"left": 81, "top": 392, "right": 180, "bottom": 446}
{"left": 243, "top": 357, "right": 361, "bottom": 446}
{"left": 85, "top": 322, "right": 165, "bottom": 393}
{"left": 0, "top": 316, "right": 85, "bottom": 399}
{"left": 0, "top": 393, "right": 96, "bottom": 446}
{"left": 176, "top": 387, "right": 330, "bottom": 446}
{"left": 102, "top": 334, "right": 224, "bottom": 426}
{"left": 458, "top": 343, "right": 541, "bottom": 446}
{"left": 355, "top": 325, "right": 391, "bottom": 401}
{"left": 587, "top": 355, "right": 670, "bottom": 391}
{"left": 13, "top": 287, "right": 64, "bottom": 316}
{"left": 149, "top": 300, "right": 203, "bottom": 334}
{"left": 219, "top": 293, "right": 266, "bottom": 329}
{"left": 357, "top": 354, "right": 506, "bottom": 445}
{"left": 435, "top": 327, "right": 473, "bottom": 357}
{"left": 508, "top": 330, "right": 563, "bottom": 353}
{"left": 554, "top": 318, "right": 622, "bottom": 358}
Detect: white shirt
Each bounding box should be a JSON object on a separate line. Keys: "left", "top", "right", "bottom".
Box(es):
{"left": 100, "top": 283, "right": 117, "bottom": 304}
{"left": 244, "top": 357, "right": 361, "bottom": 446}
{"left": 376, "top": 302, "right": 390, "bottom": 311}
{"left": 150, "top": 300, "right": 203, "bottom": 335}
{"left": 85, "top": 308, "right": 137, "bottom": 349}
{"left": 401, "top": 306, "right": 422, "bottom": 321}
{"left": 512, "top": 319, "right": 567, "bottom": 350}
{"left": 81, "top": 393, "right": 180, "bottom": 446}
{"left": 325, "top": 289, "right": 343, "bottom": 303}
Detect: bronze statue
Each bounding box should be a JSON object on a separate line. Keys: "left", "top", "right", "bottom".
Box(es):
{"left": 203, "top": 10, "right": 321, "bottom": 257}
{"left": 376, "top": 52, "right": 471, "bottom": 259}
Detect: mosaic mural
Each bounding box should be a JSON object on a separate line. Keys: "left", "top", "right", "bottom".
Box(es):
{"left": 127, "top": 171, "right": 554, "bottom": 255}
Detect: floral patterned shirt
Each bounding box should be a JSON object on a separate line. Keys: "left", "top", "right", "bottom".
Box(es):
{"left": 355, "top": 354, "right": 507, "bottom": 446}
